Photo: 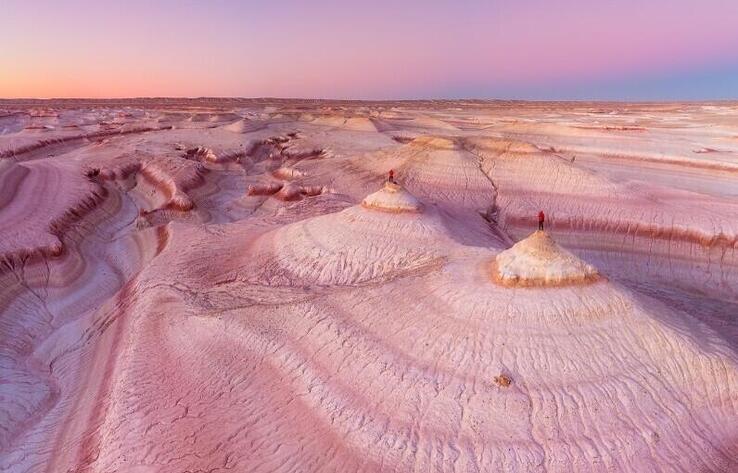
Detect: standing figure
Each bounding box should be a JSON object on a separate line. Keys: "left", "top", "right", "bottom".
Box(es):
{"left": 388, "top": 169, "right": 396, "bottom": 184}
{"left": 538, "top": 210, "right": 545, "bottom": 231}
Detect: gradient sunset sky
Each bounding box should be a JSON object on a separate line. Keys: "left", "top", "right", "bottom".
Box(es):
{"left": 3, "top": 0, "right": 738, "bottom": 100}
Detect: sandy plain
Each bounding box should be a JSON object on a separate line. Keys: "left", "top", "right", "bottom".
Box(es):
{"left": 0, "top": 98, "right": 737, "bottom": 472}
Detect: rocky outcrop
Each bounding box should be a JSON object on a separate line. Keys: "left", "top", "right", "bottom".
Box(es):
{"left": 243, "top": 185, "right": 448, "bottom": 286}
{"left": 361, "top": 181, "right": 423, "bottom": 213}
{"left": 492, "top": 230, "right": 600, "bottom": 286}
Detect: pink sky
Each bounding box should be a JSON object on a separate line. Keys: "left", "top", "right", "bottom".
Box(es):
{"left": 2, "top": 0, "right": 738, "bottom": 99}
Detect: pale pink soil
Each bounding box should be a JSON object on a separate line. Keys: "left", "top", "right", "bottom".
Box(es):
{"left": 0, "top": 99, "right": 737, "bottom": 472}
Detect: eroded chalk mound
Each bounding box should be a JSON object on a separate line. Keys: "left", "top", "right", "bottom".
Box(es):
{"left": 245, "top": 187, "right": 447, "bottom": 286}
{"left": 310, "top": 115, "right": 378, "bottom": 132}
{"left": 493, "top": 230, "right": 599, "bottom": 286}
{"left": 395, "top": 136, "right": 497, "bottom": 210}
{"left": 361, "top": 181, "right": 423, "bottom": 213}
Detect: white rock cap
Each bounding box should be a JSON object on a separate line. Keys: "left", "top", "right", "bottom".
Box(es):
{"left": 493, "top": 230, "right": 599, "bottom": 287}
{"left": 361, "top": 182, "right": 423, "bottom": 213}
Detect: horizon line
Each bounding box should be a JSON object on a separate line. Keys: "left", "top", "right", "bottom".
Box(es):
{"left": 2, "top": 96, "right": 737, "bottom": 104}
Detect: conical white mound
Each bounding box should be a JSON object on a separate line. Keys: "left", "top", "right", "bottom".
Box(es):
{"left": 361, "top": 181, "right": 423, "bottom": 213}
{"left": 493, "top": 230, "right": 599, "bottom": 286}
{"left": 243, "top": 184, "right": 449, "bottom": 286}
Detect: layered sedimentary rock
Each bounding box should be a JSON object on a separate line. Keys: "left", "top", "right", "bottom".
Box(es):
{"left": 1, "top": 99, "right": 737, "bottom": 473}
{"left": 361, "top": 181, "right": 423, "bottom": 212}
{"left": 467, "top": 135, "right": 738, "bottom": 298}
{"left": 244, "top": 185, "right": 447, "bottom": 286}
{"left": 492, "top": 230, "right": 599, "bottom": 286}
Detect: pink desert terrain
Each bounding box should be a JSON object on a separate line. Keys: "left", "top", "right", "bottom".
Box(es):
{"left": 0, "top": 98, "right": 737, "bottom": 472}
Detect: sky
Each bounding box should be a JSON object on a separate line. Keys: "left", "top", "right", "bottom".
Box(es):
{"left": 2, "top": 0, "right": 738, "bottom": 100}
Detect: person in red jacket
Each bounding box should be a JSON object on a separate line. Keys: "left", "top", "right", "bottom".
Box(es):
{"left": 388, "top": 169, "right": 396, "bottom": 184}
{"left": 538, "top": 210, "right": 545, "bottom": 231}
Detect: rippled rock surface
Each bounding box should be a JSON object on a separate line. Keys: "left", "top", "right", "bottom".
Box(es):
{"left": 1, "top": 99, "right": 737, "bottom": 473}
